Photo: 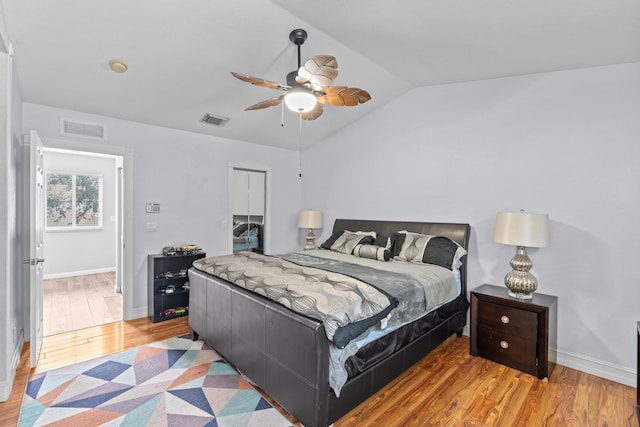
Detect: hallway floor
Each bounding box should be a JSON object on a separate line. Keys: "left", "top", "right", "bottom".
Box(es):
{"left": 43, "top": 271, "right": 123, "bottom": 336}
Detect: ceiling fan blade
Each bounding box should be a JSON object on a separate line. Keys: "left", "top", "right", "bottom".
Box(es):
{"left": 296, "top": 55, "right": 338, "bottom": 91}
{"left": 245, "top": 96, "right": 284, "bottom": 111}
{"left": 300, "top": 102, "right": 324, "bottom": 120}
{"left": 318, "top": 86, "right": 371, "bottom": 107}
{"left": 231, "top": 72, "right": 290, "bottom": 90}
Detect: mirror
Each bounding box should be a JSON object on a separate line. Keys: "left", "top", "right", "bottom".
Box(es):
{"left": 231, "top": 168, "right": 266, "bottom": 253}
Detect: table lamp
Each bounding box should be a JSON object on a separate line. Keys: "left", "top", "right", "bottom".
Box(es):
{"left": 298, "top": 210, "right": 323, "bottom": 250}
{"left": 493, "top": 211, "right": 549, "bottom": 299}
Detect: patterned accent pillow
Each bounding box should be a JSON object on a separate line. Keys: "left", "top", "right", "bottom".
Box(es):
{"left": 395, "top": 231, "right": 431, "bottom": 263}
{"left": 353, "top": 244, "right": 391, "bottom": 261}
{"left": 320, "top": 229, "right": 345, "bottom": 249}
{"left": 330, "top": 231, "right": 376, "bottom": 254}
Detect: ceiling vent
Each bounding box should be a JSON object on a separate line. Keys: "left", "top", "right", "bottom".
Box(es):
{"left": 201, "top": 113, "right": 229, "bottom": 127}
{"left": 60, "top": 118, "right": 106, "bottom": 139}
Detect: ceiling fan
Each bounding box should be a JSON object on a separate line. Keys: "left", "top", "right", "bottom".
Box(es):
{"left": 231, "top": 29, "right": 371, "bottom": 120}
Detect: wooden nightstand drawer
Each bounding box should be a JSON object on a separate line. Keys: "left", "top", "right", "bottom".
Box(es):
{"left": 476, "top": 324, "right": 538, "bottom": 375}
{"left": 477, "top": 300, "right": 537, "bottom": 339}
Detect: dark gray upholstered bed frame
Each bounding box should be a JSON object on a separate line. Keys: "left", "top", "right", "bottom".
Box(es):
{"left": 188, "top": 219, "right": 471, "bottom": 427}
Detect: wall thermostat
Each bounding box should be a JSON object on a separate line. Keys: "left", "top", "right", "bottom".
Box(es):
{"left": 146, "top": 202, "right": 160, "bottom": 213}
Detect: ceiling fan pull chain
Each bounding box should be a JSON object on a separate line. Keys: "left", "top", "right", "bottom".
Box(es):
{"left": 299, "top": 113, "right": 303, "bottom": 178}
{"left": 281, "top": 103, "right": 284, "bottom": 127}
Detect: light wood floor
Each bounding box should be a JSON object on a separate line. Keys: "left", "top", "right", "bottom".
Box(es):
{"left": 335, "top": 336, "right": 636, "bottom": 426}
{"left": 43, "top": 272, "right": 122, "bottom": 336}
{"left": 0, "top": 321, "right": 636, "bottom": 426}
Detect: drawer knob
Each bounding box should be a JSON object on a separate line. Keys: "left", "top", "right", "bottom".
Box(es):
{"left": 500, "top": 340, "right": 509, "bottom": 349}
{"left": 500, "top": 315, "right": 510, "bottom": 324}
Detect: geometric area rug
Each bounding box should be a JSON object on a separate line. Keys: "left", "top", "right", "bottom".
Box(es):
{"left": 18, "top": 336, "right": 293, "bottom": 427}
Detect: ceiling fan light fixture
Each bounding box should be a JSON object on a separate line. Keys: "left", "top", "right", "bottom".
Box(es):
{"left": 284, "top": 91, "right": 317, "bottom": 113}
{"left": 284, "top": 92, "right": 318, "bottom": 113}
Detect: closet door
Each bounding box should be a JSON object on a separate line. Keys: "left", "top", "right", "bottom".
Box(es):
{"left": 232, "top": 170, "right": 249, "bottom": 217}
{"left": 248, "top": 171, "right": 265, "bottom": 217}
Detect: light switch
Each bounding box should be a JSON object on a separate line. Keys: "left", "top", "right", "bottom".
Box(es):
{"left": 146, "top": 202, "right": 160, "bottom": 213}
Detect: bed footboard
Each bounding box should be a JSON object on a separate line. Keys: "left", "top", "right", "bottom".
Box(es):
{"left": 189, "top": 268, "right": 331, "bottom": 427}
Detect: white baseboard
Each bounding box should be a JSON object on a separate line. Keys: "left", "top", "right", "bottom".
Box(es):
{"left": 556, "top": 348, "right": 636, "bottom": 388}
{"left": 461, "top": 326, "right": 635, "bottom": 388}
{"left": 0, "top": 335, "right": 24, "bottom": 402}
{"left": 44, "top": 267, "right": 116, "bottom": 280}
{"left": 131, "top": 306, "right": 149, "bottom": 320}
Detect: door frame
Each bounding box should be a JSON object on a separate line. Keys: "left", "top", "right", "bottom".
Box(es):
{"left": 39, "top": 137, "right": 135, "bottom": 320}
{"left": 228, "top": 162, "right": 271, "bottom": 255}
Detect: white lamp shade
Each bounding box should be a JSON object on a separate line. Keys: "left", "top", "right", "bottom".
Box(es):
{"left": 284, "top": 92, "right": 317, "bottom": 113}
{"left": 493, "top": 211, "right": 549, "bottom": 248}
{"left": 298, "top": 210, "right": 323, "bottom": 229}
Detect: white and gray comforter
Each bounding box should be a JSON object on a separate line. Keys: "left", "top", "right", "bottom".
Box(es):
{"left": 192, "top": 249, "right": 458, "bottom": 395}
{"left": 192, "top": 251, "right": 398, "bottom": 348}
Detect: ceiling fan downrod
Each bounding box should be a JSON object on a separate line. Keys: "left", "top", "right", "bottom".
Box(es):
{"left": 289, "top": 28, "right": 308, "bottom": 69}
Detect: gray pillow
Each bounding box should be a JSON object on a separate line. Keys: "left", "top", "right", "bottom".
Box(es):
{"left": 353, "top": 244, "right": 391, "bottom": 261}
{"left": 422, "top": 236, "right": 465, "bottom": 270}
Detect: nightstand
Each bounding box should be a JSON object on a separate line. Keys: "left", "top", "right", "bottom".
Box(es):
{"left": 470, "top": 284, "right": 557, "bottom": 379}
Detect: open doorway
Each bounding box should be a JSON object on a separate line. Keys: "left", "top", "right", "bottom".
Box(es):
{"left": 42, "top": 148, "right": 123, "bottom": 335}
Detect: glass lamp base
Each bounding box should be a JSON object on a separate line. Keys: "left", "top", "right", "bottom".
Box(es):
{"left": 508, "top": 290, "right": 533, "bottom": 299}
{"left": 303, "top": 228, "right": 317, "bottom": 251}
{"left": 505, "top": 246, "right": 537, "bottom": 300}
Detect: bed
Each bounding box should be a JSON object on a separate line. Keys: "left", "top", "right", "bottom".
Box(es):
{"left": 188, "top": 219, "right": 471, "bottom": 427}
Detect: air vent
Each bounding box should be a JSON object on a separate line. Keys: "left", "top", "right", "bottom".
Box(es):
{"left": 201, "top": 113, "right": 229, "bottom": 127}
{"left": 60, "top": 119, "right": 106, "bottom": 139}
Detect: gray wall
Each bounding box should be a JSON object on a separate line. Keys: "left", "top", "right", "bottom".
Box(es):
{"left": 302, "top": 62, "right": 640, "bottom": 386}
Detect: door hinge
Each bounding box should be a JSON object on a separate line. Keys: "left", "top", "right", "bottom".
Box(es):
{"left": 536, "top": 357, "right": 539, "bottom": 367}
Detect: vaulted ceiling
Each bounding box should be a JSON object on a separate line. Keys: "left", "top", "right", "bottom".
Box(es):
{"left": 1, "top": 0, "right": 639, "bottom": 150}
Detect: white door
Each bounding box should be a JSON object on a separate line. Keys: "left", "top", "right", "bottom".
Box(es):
{"left": 26, "top": 130, "right": 45, "bottom": 367}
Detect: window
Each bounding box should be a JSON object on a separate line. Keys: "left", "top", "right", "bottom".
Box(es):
{"left": 46, "top": 173, "right": 103, "bottom": 229}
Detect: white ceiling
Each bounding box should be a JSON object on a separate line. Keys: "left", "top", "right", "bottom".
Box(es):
{"left": 1, "top": 0, "right": 639, "bottom": 150}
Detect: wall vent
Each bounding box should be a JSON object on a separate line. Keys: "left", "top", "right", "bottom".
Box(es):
{"left": 60, "top": 118, "right": 107, "bottom": 139}
{"left": 201, "top": 113, "right": 230, "bottom": 127}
